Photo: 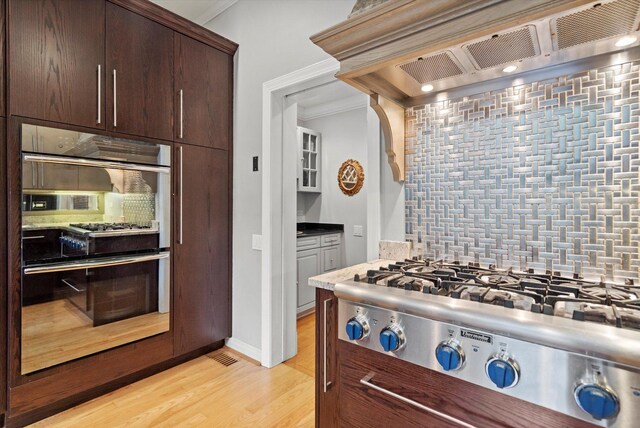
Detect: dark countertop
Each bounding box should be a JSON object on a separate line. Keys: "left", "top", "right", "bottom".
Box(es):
{"left": 297, "top": 222, "right": 344, "bottom": 238}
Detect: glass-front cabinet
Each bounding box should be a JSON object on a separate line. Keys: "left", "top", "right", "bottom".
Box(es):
{"left": 19, "top": 124, "right": 171, "bottom": 374}
{"left": 297, "top": 126, "right": 321, "bottom": 193}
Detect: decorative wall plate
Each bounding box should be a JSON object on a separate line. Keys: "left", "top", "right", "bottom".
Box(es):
{"left": 337, "top": 159, "right": 364, "bottom": 196}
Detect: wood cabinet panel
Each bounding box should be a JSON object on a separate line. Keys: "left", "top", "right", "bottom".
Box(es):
{"left": 174, "top": 34, "right": 231, "bottom": 150}
{"left": 339, "top": 342, "right": 594, "bottom": 428}
{"left": 315, "top": 288, "right": 339, "bottom": 428}
{"left": 106, "top": 3, "right": 173, "bottom": 141}
{"left": 9, "top": 0, "right": 105, "bottom": 128}
{"left": 0, "top": 118, "right": 6, "bottom": 421}
{"left": 174, "top": 145, "right": 230, "bottom": 355}
{"left": 0, "top": 0, "right": 5, "bottom": 117}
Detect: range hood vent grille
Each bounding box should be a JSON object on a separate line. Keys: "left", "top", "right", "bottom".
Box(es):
{"left": 553, "top": 0, "right": 640, "bottom": 49}
{"left": 463, "top": 26, "right": 539, "bottom": 69}
{"left": 398, "top": 51, "right": 463, "bottom": 84}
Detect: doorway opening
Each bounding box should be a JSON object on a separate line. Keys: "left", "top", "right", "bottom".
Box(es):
{"left": 260, "top": 59, "right": 381, "bottom": 368}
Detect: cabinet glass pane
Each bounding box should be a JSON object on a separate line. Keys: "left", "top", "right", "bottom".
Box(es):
{"left": 303, "top": 170, "right": 309, "bottom": 187}
{"left": 310, "top": 171, "right": 317, "bottom": 188}
{"left": 310, "top": 135, "right": 316, "bottom": 152}
{"left": 303, "top": 152, "right": 310, "bottom": 169}
{"left": 303, "top": 133, "right": 309, "bottom": 150}
{"left": 310, "top": 153, "right": 317, "bottom": 170}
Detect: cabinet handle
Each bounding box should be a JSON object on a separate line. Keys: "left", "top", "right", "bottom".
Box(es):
{"left": 112, "top": 69, "right": 117, "bottom": 127}
{"left": 30, "top": 135, "right": 37, "bottom": 187}
{"left": 360, "top": 373, "right": 477, "bottom": 428}
{"left": 97, "top": 65, "right": 101, "bottom": 124}
{"left": 179, "top": 89, "right": 184, "bottom": 139}
{"left": 178, "top": 146, "right": 183, "bottom": 245}
{"left": 40, "top": 136, "right": 44, "bottom": 188}
{"left": 323, "top": 297, "right": 333, "bottom": 392}
{"left": 22, "top": 235, "right": 45, "bottom": 240}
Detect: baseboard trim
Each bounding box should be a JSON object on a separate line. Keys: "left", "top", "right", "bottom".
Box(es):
{"left": 225, "top": 337, "right": 262, "bottom": 363}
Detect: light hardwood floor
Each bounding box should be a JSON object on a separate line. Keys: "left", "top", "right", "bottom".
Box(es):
{"left": 31, "top": 313, "right": 316, "bottom": 427}
{"left": 22, "top": 300, "right": 170, "bottom": 374}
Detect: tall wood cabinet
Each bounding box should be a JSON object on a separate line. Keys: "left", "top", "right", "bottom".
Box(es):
{"left": 3, "top": 0, "right": 236, "bottom": 425}
{"left": 174, "top": 144, "right": 230, "bottom": 355}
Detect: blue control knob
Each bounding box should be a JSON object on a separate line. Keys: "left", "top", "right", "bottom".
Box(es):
{"left": 345, "top": 317, "right": 367, "bottom": 341}
{"left": 575, "top": 384, "right": 619, "bottom": 420}
{"left": 486, "top": 356, "right": 519, "bottom": 389}
{"left": 435, "top": 341, "right": 464, "bottom": 371}
{"left": 379, "top": 327, "right": 404, "bottom": 352}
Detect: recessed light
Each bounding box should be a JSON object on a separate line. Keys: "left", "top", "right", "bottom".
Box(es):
{"left": 615, "top": 35, "right": 637, "bottom": 47}
{"left": 421, "top": 84, "right": 434, "bottom": 92}
{"left": 502, "top": 65, "right": 518, "bottom": 73}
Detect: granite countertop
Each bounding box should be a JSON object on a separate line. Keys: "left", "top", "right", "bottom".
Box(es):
{"left": 297, "top": 222, "right": 344, "bottom": 238}
{"left": 308, "top": 259, "right": 396, "bottom": 291}
{"left": 307, "top": 240, "right": 412, "bottom": 291}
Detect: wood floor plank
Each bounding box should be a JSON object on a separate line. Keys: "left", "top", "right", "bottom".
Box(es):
{"left": 30, "top": 313, "right": 316, "bottom": 427}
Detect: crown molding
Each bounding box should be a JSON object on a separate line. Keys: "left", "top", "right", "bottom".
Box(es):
{"left": 197, "top": 0, "right": 239, "bottom": 26}
{"left": 298, "top": 94, "right": 368, "bottom": 122}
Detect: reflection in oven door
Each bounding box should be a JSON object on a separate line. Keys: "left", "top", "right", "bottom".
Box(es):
{"left": 24, "top": 255, "right": 166, "bottom": 327}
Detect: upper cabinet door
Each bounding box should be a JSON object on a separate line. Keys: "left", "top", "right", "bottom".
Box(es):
{"left": 175, "top": 34, "right": 231, "bottom": 150}
{"left": 106, "top": 3, "right": 173, "bottom": 141}
{"left": 9, "top": 0, "right": 105, "bottom": 128}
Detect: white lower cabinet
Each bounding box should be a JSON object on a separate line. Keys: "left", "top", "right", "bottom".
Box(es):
{"left": 296, "top": 233, "right": 343, "bottom": 314}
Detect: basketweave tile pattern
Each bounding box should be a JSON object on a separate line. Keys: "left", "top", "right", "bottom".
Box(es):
{"left": 405, "top": 61, "right": 640, "bottom": 282}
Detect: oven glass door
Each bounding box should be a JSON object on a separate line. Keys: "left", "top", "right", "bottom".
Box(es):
{"left": 21, "top": 253, "right": 170, "bottom": 374}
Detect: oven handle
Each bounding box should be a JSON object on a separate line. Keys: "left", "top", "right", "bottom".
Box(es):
{"left": 23, "top": 252, "right": 169, "bottom": 275}
{"left": 360, "top": 372, "right": 478, "bottom": 428}
{"left": 23, "top": 154, "right": 170, "bottom": 174}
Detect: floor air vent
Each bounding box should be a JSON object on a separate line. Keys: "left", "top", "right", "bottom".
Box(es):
{"left": 207, "top": 352, "right": 238, "bottom": 367}
{"left": 463, "top": 26, "right": 540, "bottom": 69}
{"left": 552, "top": 0, "right": 640, "bottom": 49}
{"left": 398, "top": 51, "right": 463, "bottom": 84}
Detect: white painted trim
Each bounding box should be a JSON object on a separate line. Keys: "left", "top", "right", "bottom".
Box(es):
{"left": 225, "top": 337, "right": 262, "bottom": 362}
{"left": 197, "top": 0, "right": 239, "bottom": 26}
{"left": 298, "top": 94, "right": 369, "bottom": 122}
{"left": 261, "top": 58, "right": 339, "bottom": 368}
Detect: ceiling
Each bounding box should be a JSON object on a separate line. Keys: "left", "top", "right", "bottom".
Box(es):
{"left": 150, "top": 0, "right": 238, "bottom": 26}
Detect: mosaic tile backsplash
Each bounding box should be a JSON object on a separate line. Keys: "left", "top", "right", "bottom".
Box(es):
{"left": 405, "top": 61, "right": 640, "bottom": 283}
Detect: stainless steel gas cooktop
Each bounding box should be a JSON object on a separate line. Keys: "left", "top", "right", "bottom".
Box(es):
{"left": 336, "top": 258, "right": 640, "bottom": 427}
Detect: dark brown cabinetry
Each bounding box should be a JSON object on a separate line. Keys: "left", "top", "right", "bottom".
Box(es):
{"left": 106, "top": 3, "right": 174, "bottom": 141}
{"left": 174, "top": 144, "right": 230, "bottom": 355}
{"left": 174, "top": 34, "right": 232, "bottom": 150}
{"left": 315, "top": 288, "right": 339, "bottom": 428}
{"left": 3, "top": 0, "right": 236, "bottom": 424}
{"left": 9, "top": 0, "right": 105, "bottom": 128}
{"left": 0, "top": 118, "right": 6, "bottom": 425}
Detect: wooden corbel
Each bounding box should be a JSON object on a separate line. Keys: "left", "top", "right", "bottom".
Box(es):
{"left": 370, "top": 93, "right": 404, "bottom": 182}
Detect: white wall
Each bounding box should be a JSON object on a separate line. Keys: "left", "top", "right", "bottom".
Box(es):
{"left": 299, "top": 107, "right": 369, "bottom": 267}
{"left": 206, "top": 0, "right": 354, "bottom": 352}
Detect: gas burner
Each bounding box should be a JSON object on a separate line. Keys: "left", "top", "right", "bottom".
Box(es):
{"left": 580, "top": 286, "right": 638, "bottom": 304}
{"left": 69, "top": 222, "right": 152, "bottom": 232}
{"left": 477, "top": 273, "right": 521, "bottom": 287}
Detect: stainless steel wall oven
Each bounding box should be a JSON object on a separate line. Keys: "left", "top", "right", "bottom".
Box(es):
{"left": 19, "top": 123, "right": 171, "bottom": 374}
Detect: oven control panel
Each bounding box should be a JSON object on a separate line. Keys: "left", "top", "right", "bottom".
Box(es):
{"left": 338, "top": 300, "right": 640, "bottom": 427}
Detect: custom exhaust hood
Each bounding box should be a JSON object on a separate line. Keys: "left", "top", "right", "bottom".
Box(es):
{"left": 311, "top": 0, "right": 640, "bottom": 181}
